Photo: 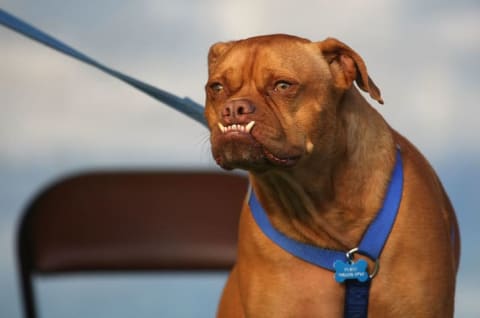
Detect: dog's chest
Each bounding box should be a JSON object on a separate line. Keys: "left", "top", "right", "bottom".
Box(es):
{"left": 237, "top": 209, "right": 348, "bottom": 316}
{"left": 239, "top": 261, "right": 346, "bottom": 317}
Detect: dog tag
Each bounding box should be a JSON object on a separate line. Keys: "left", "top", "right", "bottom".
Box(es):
{"left": 334, "top": 259, "right": 369, "bottom": 283}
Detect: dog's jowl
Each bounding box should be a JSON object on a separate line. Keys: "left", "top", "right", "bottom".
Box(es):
{"left": 204, "top": 34, "right": 460, "bottom": 318}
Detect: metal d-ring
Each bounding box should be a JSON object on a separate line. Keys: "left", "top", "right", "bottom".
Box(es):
{"left": 346, "top": 247, "right": 380, "bottom": 280}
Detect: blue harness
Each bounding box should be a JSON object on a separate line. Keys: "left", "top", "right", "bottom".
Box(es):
{"left": 0, "top": 9, "right": 404, "bottom": 317}
{"left": 249, "top": 148, "right": 403, "bottom": 317}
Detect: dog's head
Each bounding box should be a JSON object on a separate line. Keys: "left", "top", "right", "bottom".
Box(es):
{"left": 204, "top": 34, "right": 382, "bottom": 172}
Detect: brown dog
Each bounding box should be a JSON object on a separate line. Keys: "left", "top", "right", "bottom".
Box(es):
{"left": 204, "top": 34, "right": 460, "bottom": 317}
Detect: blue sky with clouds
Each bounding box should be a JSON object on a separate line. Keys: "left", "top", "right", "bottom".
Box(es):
{"left": 1, "top": 1, "right": 479, "bottom": 317}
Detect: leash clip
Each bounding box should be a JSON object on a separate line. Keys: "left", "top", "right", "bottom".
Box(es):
{"left": 345, "top": 247, "right": 380, "bottom": 280}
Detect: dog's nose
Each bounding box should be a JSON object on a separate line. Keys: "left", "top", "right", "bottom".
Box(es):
{"left": 222, "top": 99, "right": 256, "bottom": 122}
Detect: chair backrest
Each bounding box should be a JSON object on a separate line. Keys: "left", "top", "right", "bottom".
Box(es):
{"left": 17, "top": 171, "right": 248, "bottom": 318}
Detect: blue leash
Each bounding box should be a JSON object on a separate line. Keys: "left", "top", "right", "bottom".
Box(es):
{"left": 1, "top": 9, "right": 404, "bottom": 317}
{"left": 249, "top": 148, "right": 403, "bottom": 317}
{"left": 0, "top": 9, "right": 207, "bottom": 127}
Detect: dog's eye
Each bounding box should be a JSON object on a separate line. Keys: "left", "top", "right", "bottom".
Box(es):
{"left": 210, "top": 82, "right": 224, "bottom": 93}
{"left": 274, "top": 81, "right": 292, "bottom": 91}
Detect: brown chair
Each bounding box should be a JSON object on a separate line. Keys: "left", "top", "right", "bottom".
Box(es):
{"left": 17, "top": 171, "right": 248, "bottom": 318}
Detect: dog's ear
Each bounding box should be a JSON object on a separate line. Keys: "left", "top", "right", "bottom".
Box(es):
{"left": 319, "top": 38, "right": 384, "bottom": 104}
{"left": 208, "top": 41, "right": 234, "bottom": 67}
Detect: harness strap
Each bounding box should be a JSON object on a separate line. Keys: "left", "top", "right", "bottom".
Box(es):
{"left": 358, "top": 146, "right": 404, "bottom": 260}
{"left": 248, "top": 186, "right": 348, "bottom": 269}
{"left": 345, "top": 280, "right": 371, "bottom": 317}
{"left": 0, "top": 9, "right": 207, "bottom": 127}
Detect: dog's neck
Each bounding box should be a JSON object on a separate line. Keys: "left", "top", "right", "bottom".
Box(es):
{"left": 250, "top": 87, "right": 396, "bottom": 250}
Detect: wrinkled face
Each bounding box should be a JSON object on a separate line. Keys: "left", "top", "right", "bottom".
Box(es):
{"left": 204, "top": 35, "right": 339, "bottom": 172}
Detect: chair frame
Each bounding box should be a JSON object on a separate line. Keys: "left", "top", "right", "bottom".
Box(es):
{"left": 17, "top": 170, "right": 248, "bottom": 318}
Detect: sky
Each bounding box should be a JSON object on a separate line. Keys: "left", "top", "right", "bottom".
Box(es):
{"left": 1, "top": 0, "right": 479, "bottom": 317}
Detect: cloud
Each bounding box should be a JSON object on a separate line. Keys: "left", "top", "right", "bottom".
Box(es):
{"left": 0, "top": 33, "right": 211, "bottom": 167}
